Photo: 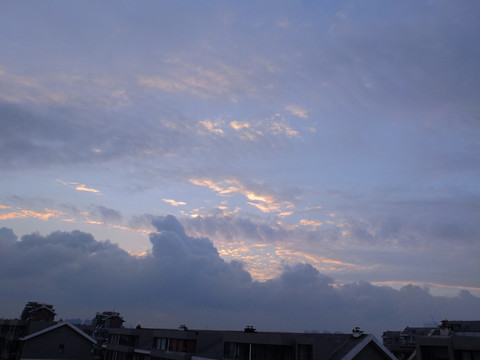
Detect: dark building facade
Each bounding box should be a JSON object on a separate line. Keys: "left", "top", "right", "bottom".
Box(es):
{"left": 103, "top": 326, "right": 396, "bottom": 360}
{"left": 20, "top": 322, "right": 96, "bottom": 360}
{"left": 0, "top": 302, "right": 57, "bottom": 360}
{"left": 382, "top": 327, "right": 435, "bottom": 360}
{"left": 0, "top": 320, "right": 26, "bottom": 360}
{"left": 383, "top": 320, "right": 480, "bottom": 360}
{"left": 415, "top": 320, "right": 480, "bottom": 360}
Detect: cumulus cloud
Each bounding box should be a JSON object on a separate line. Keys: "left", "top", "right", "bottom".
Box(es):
{"left": 0, "top": 216, "right": 478, "bottom": 337}
{"left": 0, "top": 227, "right": 17, "bottom": 243}
{"left": 180, "top": 211, "right": 480, "bottom": 293}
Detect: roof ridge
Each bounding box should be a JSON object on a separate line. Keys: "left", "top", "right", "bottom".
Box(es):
{"left": 20, "top": 321, "right": 96, "bottom": 344}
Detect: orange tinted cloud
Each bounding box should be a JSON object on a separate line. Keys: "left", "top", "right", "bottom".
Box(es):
{"left": 57, "top": 179, "right": 101, "bottom": 194}
{"left": 299, "top": 219, "right": 323, "bottom": 228}
{"left": 0, "top": 208, "right": 63, "bottom": 221}
{"left": 189, "top": 177, "right": 293, "bottom": 214}
{"left": 163, "top": 199, "right": 187, "bottom": 206}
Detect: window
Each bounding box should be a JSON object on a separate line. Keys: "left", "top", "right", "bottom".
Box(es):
{"left": 156, "top": 337, "right": 169, "bottom": 350}
{"left": 58, "top": 344, "right": 64, "bottom": 354}
{"left": 224, "top": 342, "right": 250, "bottom": 359}
{"left": 155, "top": 337, "right": 196, "bottom": 353}
{"left": 224, "top": 342, "right": 293, "bottom": 360}
{"left": 110, "top": 334, "right": 119, "bottom": 345}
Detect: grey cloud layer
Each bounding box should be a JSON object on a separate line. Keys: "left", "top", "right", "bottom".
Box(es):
{"left": 0, "top": 217, "right": 478, "bottom": 336}
{"left": 0, "top": 101, "right": 193, "bottom": 170}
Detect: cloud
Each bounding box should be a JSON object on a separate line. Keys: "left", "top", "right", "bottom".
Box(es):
{"left": 179, "top": 210, "right": 480, "bottom": 292}
{"left": 299, "top": 219, "right": 323, "bottom": 228}
{"left": 270, "top": 119, "right": 299, "bottom": 138}
{"left": 1, "top": 0, "right": 479, "bottom": 337}
{"left": 0, "top": 97, "right": 210, "bottom": 171}
{"left": 0, "top": 227, "right": 17, "bottom": 243}
{"left": 0, "top": 206, "right": 64, "bottom": 221}
{"left": 189, "top": 177, "right": 294, "bottom": 214}
{"left": 0, "top": 96, "right": 295, "bottom": 176}
{"left": 88, "top": 205, "right": 123, "bottom": 224}
{"left": 1, "top": 216, "right": 478, "bottom": 337}
{"left": 0, "top": 101, "right": 115, "bottom": 169}
{"left": 198, "top": 119, "right": 224, "bottom": 135}
{"left": 162, "top": 199, "right": 187, "bottom": 207}
{"left": 57, "top": 180, "right": 102, "bottom": 195}
{"left": 229, "top": 120, "right": 264, "bottom": 141}
{"left": 230, "top": 121, "right": 250, "bottom": 130}
{"left": 137, "top": 60, "right": 255, "bottom": 101}
{"left": 75, "top": 184, "right": 101, "bottom": 194}
{"left": 285, "top": 104, "right": 308, "bottom": 119}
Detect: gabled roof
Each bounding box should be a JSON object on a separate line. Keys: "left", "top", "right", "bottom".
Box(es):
{"left": 31, "top": 305, "right": 56, "bottom": 314}
{"left": 334, "top": 334, "right": 397, "bottom": 360}
{"left": 20, "top": 322, "right": 96, "bottom": 344}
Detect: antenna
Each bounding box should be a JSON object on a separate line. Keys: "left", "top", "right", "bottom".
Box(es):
{"left": 429, "top": 314, "right": 438, "bottom": 327}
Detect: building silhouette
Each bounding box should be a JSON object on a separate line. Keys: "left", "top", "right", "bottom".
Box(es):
{"left": 103, "top": 326, "right": 397, "bottom": 360}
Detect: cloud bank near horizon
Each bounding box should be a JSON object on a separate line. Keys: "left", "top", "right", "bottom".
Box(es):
{"left": 0, "top": 216, "right": 478, "bottom": 336}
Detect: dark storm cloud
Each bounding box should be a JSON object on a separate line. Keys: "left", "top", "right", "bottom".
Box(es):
{"left": 0, "top": 216, "right": 478, "bottom": 336}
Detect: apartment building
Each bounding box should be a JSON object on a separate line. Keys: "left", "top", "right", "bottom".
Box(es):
{"left": 19, "top": 322, "right": 96, "bottom": 360}
{"left": 103, "top": 326, "right": 396, "bottom": 360}
{"left": 415, "top": 320, "right": 480, "bottom": 360}
{"left": 382, "top": 327, "right": 435, "bottom": 360}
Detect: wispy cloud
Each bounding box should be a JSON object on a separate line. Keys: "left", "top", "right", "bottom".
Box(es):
{"left": 189, "top": 177, "right": 293, "bottom": 214}
{"left": 198, "top": 119, "right": 224, "bottom": 135}
{"left": 137, "top": 60, "right": 254, "bottom": 101}
{"left": 286, "top": 104, "right": 308, "bottom": 119}
{"left": 229, "top": 120, "right": 264, "bottom": 141}
{"left": 57, "top": 180, "right": 102, "bottom": 195}
{"left": 163, "top": 199, "right": 187, "bottom": 207}
{"left": 299, "top": 219, "right": 323, "bottom": 228}
{"left": 229, "top": 121, "right": 250, "bottom": 130}
{"left": 269, "top": 114, "right": 300, "bottom": 138}
{"left": 0, "top": 207, "right": 64, "bottom": 221}
{"left": 0, "top": 65, "right": 130, "bottom": 108}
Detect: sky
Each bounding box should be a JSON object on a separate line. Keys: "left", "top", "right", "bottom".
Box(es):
{"left": 0, "top": 1, "right": 479, "bottom": 336}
